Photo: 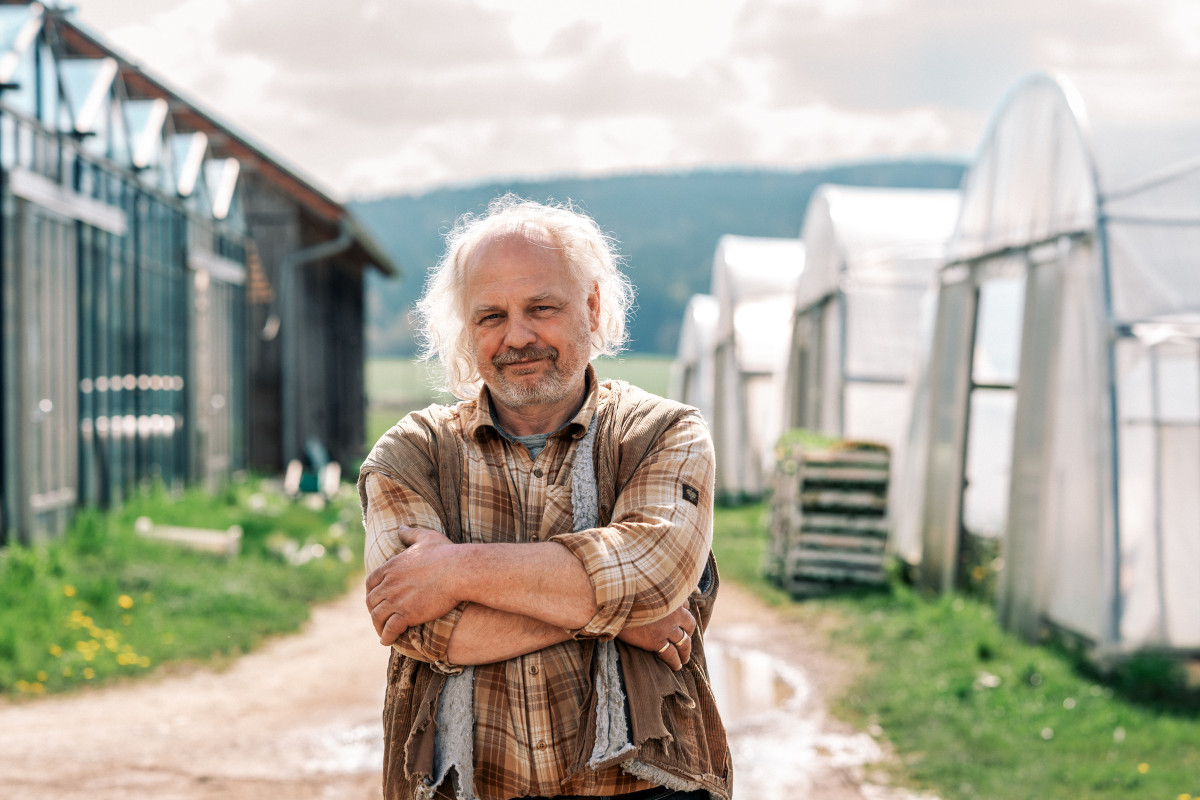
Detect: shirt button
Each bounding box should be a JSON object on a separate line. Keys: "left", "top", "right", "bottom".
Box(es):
{"left": 530, "top": 535, "right": 539, "bottom": 542}
{"left": 536, "top": 740, "right": 546, "bottom": 750}
{"left": 529, "top": 665, "right": 539, "bottom": 675}
{"left": 533, "top": 468, "right": 544, "bottom": 478}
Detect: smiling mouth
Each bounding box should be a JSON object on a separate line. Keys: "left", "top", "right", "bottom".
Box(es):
{"left": 493, "top": 347, "right": 557, "bottom": 369}
{"left": 503, "top": 359, "right": 547, "bottom": 375}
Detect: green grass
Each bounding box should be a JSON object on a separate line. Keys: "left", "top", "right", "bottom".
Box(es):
{"left": 592, "top": 354, "right": 673, "bottom": 398}
{"left": 0, "top": 476, "right": 364, "bottom": 698}
{"left": 711, "top": 502, "right": 1200, "bottom": 800}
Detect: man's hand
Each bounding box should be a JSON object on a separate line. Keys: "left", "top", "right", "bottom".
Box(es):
{"left": 617, "top": 605, "right": 697, "bottom": 671}
{"left": 365, "top": 526, "right": 461, "bottom": 645}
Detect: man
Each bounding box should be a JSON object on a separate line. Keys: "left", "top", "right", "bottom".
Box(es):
{"left": 360, "top": 195, "right": 730, "bottom": 800}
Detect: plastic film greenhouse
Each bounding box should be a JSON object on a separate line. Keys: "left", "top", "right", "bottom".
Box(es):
{"left": 710, "top": 234, "right": 805, "bottom": 500}
{"left": 909, "top": 72, "right": 1200, "bottom": 657}
{"left": 669, "top": 293, "right": 719, "bottom": 425}
{"left": 782, "top": 185, "right": 960, "bottom": 453}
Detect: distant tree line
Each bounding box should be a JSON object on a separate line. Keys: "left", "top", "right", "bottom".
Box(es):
{"left": 350, "top": 158, "right": 967, "bottom": 357}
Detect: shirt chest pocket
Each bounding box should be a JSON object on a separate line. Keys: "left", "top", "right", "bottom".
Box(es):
{"left": 535, "top": 484, "right": 578, "bottom": 541}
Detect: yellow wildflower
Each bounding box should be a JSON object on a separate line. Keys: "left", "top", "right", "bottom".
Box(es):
{"left": 117, "top": 595, "right": 134, "bottom": 610}
{"left": 36, "top": 671, "right": 47, "bottom": 682}
{"left": 1137, "top": 762, "right": 1149, "bottom": 774}
{"left": 82, "top": 668, "right": 95, "bottom": 680}
{"left": 63, "top": 585, "right": 76, "bottom": 597}
{"left": 48, "top": 644, "right": 62, "bottom": 657}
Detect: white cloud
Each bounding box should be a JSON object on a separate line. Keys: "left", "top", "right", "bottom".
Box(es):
{"left": 67, "top": 0, "right": 1200, "bottom": 197}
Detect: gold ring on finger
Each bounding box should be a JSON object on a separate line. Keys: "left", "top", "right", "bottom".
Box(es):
{"left": 670, "top": 632, "right": 689, "bottom": 647}
{"left": 656, "top": 641, "right": 672, "bottom": 654}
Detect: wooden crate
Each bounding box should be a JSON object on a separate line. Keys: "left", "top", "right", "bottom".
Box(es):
{"left": 766, "top": 438, "right": 890, "bottom": 596}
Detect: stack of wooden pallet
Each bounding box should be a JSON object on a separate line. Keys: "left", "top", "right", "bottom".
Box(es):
{"left": 766, "top": 437, "right": 890, "bottom": 596}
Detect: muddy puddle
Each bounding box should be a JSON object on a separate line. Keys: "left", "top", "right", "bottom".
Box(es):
{"left": 706, "top": 639, "right": 932, "bottom": 799}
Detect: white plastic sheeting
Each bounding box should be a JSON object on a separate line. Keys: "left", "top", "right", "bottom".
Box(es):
{"left": 911, "top": 72, "right": 1200, "bottom": 656}
{"left": 710, "top": 235, "right": 805, "bottom": 499}
{"left": 783, "top": 184, "right": 960, "bottom": 452}
{"left": 669, "top": 293, "right": 719, "bottom": 425}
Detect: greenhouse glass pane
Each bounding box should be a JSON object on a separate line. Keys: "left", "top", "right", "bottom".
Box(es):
{"left": 972, "top": 275, "right": 1026, "bottom": 386}
{"left": 1117, "top": 340, "right": 1153, "bottom": 421}
{"left": 962, "top": 388, "right": 1016, "bottom": 538}
{"left": 1160, "top": 426, "right": 1200, "bottom": 646}
{"left": 1116, "top": 422, "right": 1162, "bottom": 647}
{"left": 4, "top": 35, "right": 35, "bottom": 116}
{"left": 0, "top": 7, "right": 33, "bottom": 51}
{"left": 1155, "top": 344, "right": 1200, "bottom": 424}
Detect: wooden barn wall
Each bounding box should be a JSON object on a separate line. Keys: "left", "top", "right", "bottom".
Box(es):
{"left": 296, "top": 257, "right": 365, "bottom": 469}
{"left": 242, "top": 174, "right": 297, "bottom": 472}
{"left": 241, "top": 173, "right": 368, "bottom": 474}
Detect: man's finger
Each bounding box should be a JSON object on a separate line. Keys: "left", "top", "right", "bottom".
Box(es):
{"left": 394, "top": 525, "right": 420, "bottom": 546}
{"left": 379, "top": 613, "right": 408, "bottom": 646}
{"left": 370, "top": 600, "right": 398, "bottom": 636}
{"left": 671, "top": 629, "right": 692, "bottom": 664}
{"left": 657, "top": 643, "right": 683, "bottom": 671}
{"left": 365, "top": 562, "right": 389, "bottom": 592}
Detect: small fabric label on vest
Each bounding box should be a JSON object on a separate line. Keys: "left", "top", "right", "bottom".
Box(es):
{"left": 681, "top": 483, "right": 699, "bottom": 506}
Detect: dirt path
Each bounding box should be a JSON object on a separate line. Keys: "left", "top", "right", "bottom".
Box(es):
{"left": 0, "top": 579, "right": 922, "bottom": 799}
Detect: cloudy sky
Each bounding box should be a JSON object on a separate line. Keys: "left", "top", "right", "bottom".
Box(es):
{"left": 67, "top": 0, "right": 1200, "bottom": 200}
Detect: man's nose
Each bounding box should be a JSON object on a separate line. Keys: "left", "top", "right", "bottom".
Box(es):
{"left": 502, "top": 315, "right": 537, "bottom": 349}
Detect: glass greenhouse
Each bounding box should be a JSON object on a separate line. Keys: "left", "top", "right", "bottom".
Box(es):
{"left": 0, "top": 3, "right": 393, "bottom": 544}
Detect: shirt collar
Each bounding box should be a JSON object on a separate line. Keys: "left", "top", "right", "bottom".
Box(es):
{"left": 467, "top": 363, "right": 599, "bottom": 442}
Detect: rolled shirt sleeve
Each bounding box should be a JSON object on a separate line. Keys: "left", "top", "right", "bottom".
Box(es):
{"left": 363, "top": 472, "right": 468, "bottom": 674}
{"left": 549, "top": 413, "right": 715, "bottom": 639}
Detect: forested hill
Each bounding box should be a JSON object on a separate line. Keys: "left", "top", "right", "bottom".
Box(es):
{"left": 350, "top": 158, "right": 967, "bottom": 356}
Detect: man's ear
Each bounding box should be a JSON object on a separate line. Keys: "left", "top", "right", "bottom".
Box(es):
{"left": 587, "top": 282, "right": 600, "bottom": 331}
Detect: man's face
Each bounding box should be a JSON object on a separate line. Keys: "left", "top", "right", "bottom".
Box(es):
{"left": 463, "top": 228, "right": 599, "bottom": 414}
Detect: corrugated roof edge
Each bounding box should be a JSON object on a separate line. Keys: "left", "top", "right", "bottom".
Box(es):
{"left": 49, "top": 5, "right": 398, "bottom": 277}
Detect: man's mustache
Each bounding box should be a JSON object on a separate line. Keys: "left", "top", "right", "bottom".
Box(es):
{"left": 493, "top": 345, "right": 558, "bottom": 367}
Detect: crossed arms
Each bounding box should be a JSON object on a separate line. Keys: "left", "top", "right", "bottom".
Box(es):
{"left": 361, "top": 415, "right": 715, "bottom": 671}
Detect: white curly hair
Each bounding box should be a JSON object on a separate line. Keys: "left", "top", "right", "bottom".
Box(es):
{"left": 415, "top": 194, "right": 635, "bottom": 399}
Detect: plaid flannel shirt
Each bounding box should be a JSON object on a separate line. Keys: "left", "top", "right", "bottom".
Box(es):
{"left": 363, "top": 369, "right": 715, "bottom": 799}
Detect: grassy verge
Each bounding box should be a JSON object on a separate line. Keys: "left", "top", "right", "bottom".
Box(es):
{"left": 0, "top": 476, "right": 363, "bottom": 698}
{"left": 711, "top": 503, "right": 1200, "bottom": 800}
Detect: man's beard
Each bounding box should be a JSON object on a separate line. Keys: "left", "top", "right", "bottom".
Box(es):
{"left": 481, "top": 330, "right": 590, "bottom": 410}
